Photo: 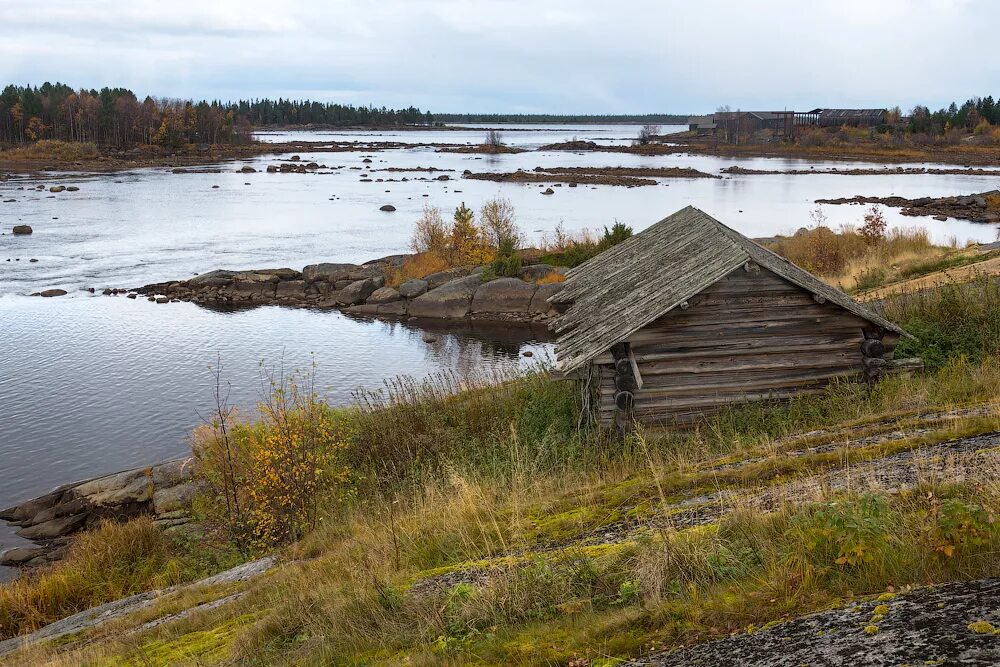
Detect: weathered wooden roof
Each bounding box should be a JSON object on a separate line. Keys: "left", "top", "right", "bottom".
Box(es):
{"left": 549, "top": 206, "right": 910, "bottom": 373}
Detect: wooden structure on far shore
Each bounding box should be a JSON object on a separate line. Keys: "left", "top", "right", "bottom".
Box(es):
{"left": 549, "top": 207, "right": 912, "bottom": 428}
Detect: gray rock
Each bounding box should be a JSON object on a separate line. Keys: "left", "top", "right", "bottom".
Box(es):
{"left": 151, "top": 458, "right": 196, "bottom": 487}
{"left": 302, "top": 263, "right": 362, "bottom": 283}
{"left": 529, "top": 283, "right": 563, "bottom": 315}
{"left": 398, "top": 279, "right": 429, "bottom": 299}
{"left": 379, "top": 204, "right": 397, "bottom": 212}
{"left": 408, "top": 275, "right": 482, "bottom": 319}
{"left": 338, "top": 278, "right": 378, "bottom": 305}
{"left": 471, "top": 277, "right": 537, "bottom": 315}
{"left": 367, "top": 286, "right": 401, "bottom": 304}
{"left": 377, "top": 301, "right": 408, "bottom": 316}
{"left": 17, "top": 514, "right": 88, "bottom": 540}
{"left": 187, "top": 269, "right": 235, "bottom": 288}
{"left": 230, "top": 280, "right": 276, "bottom": 298}
{"left": 0, "top": 547, "right": 47, "bottom": 566}
{"left": 424, "top": 266, "right": 474, "bottom": 290}
{"left": 152, "top": 482, "right": 199, "bottom": 515}
{"left": 276, "top": 280, "right": 306, "bottom": 298}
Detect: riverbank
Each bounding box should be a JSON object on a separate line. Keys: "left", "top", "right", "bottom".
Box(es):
{"left": 3, "top": 276, "right": 1000, "bottom": 664}
{"left": 665, "top": 134, "right": 1000, "bottom": 166}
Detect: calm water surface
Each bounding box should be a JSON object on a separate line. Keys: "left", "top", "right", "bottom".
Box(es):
{"left": 2, "top": 125, "right": 1000, "bottom": 562}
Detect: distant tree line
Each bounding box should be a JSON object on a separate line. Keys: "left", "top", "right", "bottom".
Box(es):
{"left": 907, "top": 96, "right": 1000, "bottom": 134}
{"left": 434, "top": 113, "right": 688, "bottom": 125}
{"left": 0, "top": 82, "right": 434, "bottom": 147}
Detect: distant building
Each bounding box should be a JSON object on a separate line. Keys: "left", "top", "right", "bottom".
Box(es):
{"left": 686, "top": 115, "right": 716, "bottom": 135}
{"left": 799, "top": 108, "right": 888, "bottom": 128}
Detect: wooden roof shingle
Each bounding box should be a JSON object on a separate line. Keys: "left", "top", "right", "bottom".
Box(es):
{"left": 549, "top": 206, "right": 910, "bottom": 373}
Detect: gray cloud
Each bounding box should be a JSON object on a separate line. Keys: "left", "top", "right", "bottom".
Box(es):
{"left": 2, "top": 0, "right": 997, "bottom": 112}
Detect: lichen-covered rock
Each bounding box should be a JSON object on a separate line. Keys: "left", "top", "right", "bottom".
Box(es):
{"left": 408, "top": 275, "right": 482, "bottom": 319}
{"left": 630, "top": 578, "right": 1000, "bottom": 667}
{"left": 471, "top": 277, "right": 537, "bottom": 315}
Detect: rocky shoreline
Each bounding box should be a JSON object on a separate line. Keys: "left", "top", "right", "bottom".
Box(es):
{"left": 0, "top": 458, "right": 200, "bottom": 568}
{"left": 133, "top": 256, "right": 566, "bottom": 323}
{"left": 816, "top": 189, "right": 1000, "bottom": 223}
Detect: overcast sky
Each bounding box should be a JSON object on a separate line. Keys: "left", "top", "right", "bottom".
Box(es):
{"left": 2, "top": 0, "right": 997, "bottom": 114}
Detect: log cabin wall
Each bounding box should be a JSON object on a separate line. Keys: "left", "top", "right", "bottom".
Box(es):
{"left": 592, "top": 265, "right": 898, "bottom": 427}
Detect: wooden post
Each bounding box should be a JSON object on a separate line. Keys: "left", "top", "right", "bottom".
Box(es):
{"left": 861, "top": 325, "right": 887, "bottom": 383}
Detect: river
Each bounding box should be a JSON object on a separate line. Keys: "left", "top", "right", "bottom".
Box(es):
{"left": 2, "top": 123, "right": 999, "bottom": 562}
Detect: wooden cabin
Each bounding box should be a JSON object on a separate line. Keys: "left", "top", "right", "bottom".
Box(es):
{"left": 549, "top": 207, "right": 912, "bottom": 428}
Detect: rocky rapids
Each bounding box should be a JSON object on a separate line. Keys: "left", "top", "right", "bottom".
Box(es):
{"left": 133, "top": 256, "right": 566, "bottom": 323}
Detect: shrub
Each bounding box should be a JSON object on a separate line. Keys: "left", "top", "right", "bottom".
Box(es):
{"left": 450, "top": 202, "right": 493, "bottom": 266}
{"left": 386, "top": 251, "right": 450, "bottom": 287}
{"left": 859, "top": 206, "right": 887, "bottom": 245}
{"left": 194, "top": 363, "right": 353, "bottom": 552}
{"left": 488, "top": 237, "right": 523, "bottom": 278}
{"left": 479, "top": 197, "right": 523, "bottom": 250}
{"left": 885, "top": 276, "right": 1000, "bottom": 370}
{"left": 484, "top": 129, "right": 503, "bottom": 148}
{"left": 410, "top": 204, "right": 449, "bottom": 256}
{"left": 539, "top": 221, "right": 633, "bottom": 268}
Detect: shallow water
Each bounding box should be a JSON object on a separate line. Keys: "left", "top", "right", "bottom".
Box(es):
{"left": 2, "top": 124, "right": 1000, "bottom": 563}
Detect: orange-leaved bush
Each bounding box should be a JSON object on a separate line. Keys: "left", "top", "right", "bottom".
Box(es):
{"left": 194, "top": 362, "right": 352, "bottom": 553}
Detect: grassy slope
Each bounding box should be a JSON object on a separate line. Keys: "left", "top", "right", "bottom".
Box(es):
{"left": 6, "top": 278, "right": 1000, "bottom": 666}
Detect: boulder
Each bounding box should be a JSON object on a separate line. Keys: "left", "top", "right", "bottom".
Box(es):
{"left": 302, "top": 263, "right": 362, "bottom": 283}
{"left": 239, "top": 166, "right": 257, "bottom": 173}
{"left": 541, "top": 188, "right": 555, "bottom": 195}
{"left": 188, "top": 269, "right": 235, "bottom": 288}
{"left": 398, "top": 278, "right": 429, "bottom": 299}
{"left": 377, "top": 301, "right": 408, "bottom": 316}
{"left": 0, "top": 547, "right": 47, "bottom": 567}
{"left": 36, "top": 289, "right": 68, "bottom": 297}
{"left": 338, "top": 278, "right": 378, "bottom": 305}
{"left": 12, "top": 225, "right": 32, "bottom": 235}
{"left": 424, "top": 266, "right": 474, "bottom": 290}
{"left": 17, "top": 514, "right": 88, "bottom": 540}
{"left": 529, "top": 283, "right": 563, "bottom": 316}
{"left": 231, "top": 280, "right": 276, "bottom": 298}
{"left": 379, "top": 204, "right": 397, "bottom": 212}
{"left": 408, "top": 275, "right": 482, "bottom": 319}
{"left": 367, "top": 286, "right": 401, "bottom": 304}
{"left": 276, "top": 280, "right": 306, "bottom": 298}
{"left": 471, "top": 278, "right": 537, "bottom": 315}
{"left": 49, "top": 185, "right": 66, "bottom": 193}
{"left": 152, "top": 482, "right": 199, "bottom": 515}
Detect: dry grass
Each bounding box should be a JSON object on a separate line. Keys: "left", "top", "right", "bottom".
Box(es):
{"left": 384, "top": 251, "right": 450, "bottom": 288}
{"left": 766, "top": 221, "right": 948, "bottom": 292}
{"left": 1, "top": 140, "right": 100, "bottom": 161}
{"left": 0, "top": 518, "right": 178, "bottom": 640}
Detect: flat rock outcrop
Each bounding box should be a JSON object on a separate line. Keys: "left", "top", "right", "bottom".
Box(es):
{"left": 816, "top": 189, "right": 1000, "bottom": 223}
{"left": 0, "top": 458, "right": 200, "bottom": 568}
{"left": 133, "top": 256, "right": 562, "bottom": 324}
{"left": 630, "top": 578, "right": 1000, "bottom": 666}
